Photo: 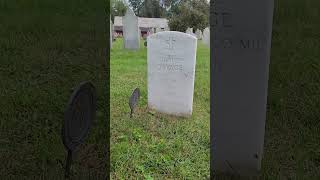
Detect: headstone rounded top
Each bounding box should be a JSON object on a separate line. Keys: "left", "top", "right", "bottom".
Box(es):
{"left": 62, "top": 81, "right": 97, "bottom": 151}
{"left": 203, "top": 28, "right": 210, "bottom": 34}
{"left": 148, "top": 31, "right": 197, "bottom": 41}
{"left": 125, "top": 8, "right": 136, "bottom": 17}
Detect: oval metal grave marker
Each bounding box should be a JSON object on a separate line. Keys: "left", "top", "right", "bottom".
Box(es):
{"left": 129, "top": 88, "right": 140, "bottom": 118}
{"left": 61, "top": 81, "right": 97, "bottom": 178}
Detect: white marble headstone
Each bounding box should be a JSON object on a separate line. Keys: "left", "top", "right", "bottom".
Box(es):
{"left": 202, "top": 27, "right": 210, "bottom": 47}
{"left": 195, "top": 29, "right": 203, "bottom": 40}
{"left": 211, "top": 0, "right": 274, "bottom": 175}
{"left": 185, "top": 27, "right": 192, "bottom": 34}
{"left": 110, "top": 17, "right": 112, "bottom": 48}
{"left": 186, "top": 27, "right": 197, "bottom": 38}
{"left": 123, "top": 8, "right": 140, "bottom": 50}
{"left": 147, "top": 31, "right": 197, "bottom": 116}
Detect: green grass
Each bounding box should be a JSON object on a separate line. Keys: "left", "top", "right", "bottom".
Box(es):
{"left": 110, "top": 38, "right": 210, "bottom": 179}
{"left": 0, "top": 0, "right": 108, "bottom": 179}
{"left": 260, "top": 0, "right": 320, "bottom": 179}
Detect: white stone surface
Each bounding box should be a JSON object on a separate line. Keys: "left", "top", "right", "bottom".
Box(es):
{"left": 202, "top": 27, "right": 210, "bottom": 47}
{"left": 211, "top": 0, "right": 274, "bottom": 175}
{"left": 110, "top": 17, "right": 112, "bottom": 48}
{"left": 185, "top": 27, "right": 192, "bottom": 34}
{"left": 186, "top": 27, "right": 197, "bottom": 38}
{"left": 123, "top": 8, "right": 140, "bottom": 50}
{"left": 147, "top": 31, "right": 197, "bottom": 116}
{"left": 195, "top": 29, "right": 203, "bottom": 40}
{"left": 155, "top": 27, "right": 163, "bottom": 33}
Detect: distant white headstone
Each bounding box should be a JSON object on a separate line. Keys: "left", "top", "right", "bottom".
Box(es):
{"left": 147, "top": 31, "right": 197, "bottom": 116}
{"left": 195, "top": 29, "right": 203, "bottom": 40}
{"left": 110, "top": 17, "right": 112, "bottom": 48}
{"left": 202, "top": 27, "right": 210, "bottom": 47}
{"left": 185, "top": 27, "right": 192, "bottom": 34}
{"left": 186, "top": 27, "right": 197, "bottom": 38}
{"left": 123, "top": 8, "right": 140, "bottom": 50}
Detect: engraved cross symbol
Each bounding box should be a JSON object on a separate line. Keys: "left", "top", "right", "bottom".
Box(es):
{"left": 165, "top": 37, "right": 176, "bottom": 49}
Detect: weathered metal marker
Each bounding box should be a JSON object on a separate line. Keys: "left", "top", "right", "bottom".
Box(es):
{"left": 129, "top": 88, "right": 140, "bottom": 118}
{"left": 211, "top": 0, "right": 274, "bottom": 176}
{"left": 62, "top": 81, "right": 97, "bottom": 178}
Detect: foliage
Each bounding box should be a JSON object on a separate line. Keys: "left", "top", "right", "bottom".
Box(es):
{"left": 128, "top": 0, "right": 143, "bottom": 15}
{"left": 111, "top": 0, "right": 127, "bottom": 22}
{"left": 168, "top": 0, "right": 209, "bottom": 32}
{"left": 127, "top": 0, "right": 166, "bottom": 18}
{"left": 139, "top": 0, "right": 166, "bottom": 18}
{"left": 0, "top": 0, "right": 108, "bottom": 178}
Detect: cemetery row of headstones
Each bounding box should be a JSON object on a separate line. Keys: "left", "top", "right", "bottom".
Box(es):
{"left": 110, "top": 8, "right": 210, "bottom": 50}
{"left": 109, "top": 0, "right": 274, "bottom": 176}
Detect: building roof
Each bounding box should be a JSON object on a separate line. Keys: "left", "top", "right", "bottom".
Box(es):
{"left": 114, "top": 16, "right": 169, "bottom": 28}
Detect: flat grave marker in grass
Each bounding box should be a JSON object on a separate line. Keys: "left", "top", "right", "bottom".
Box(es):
{"left": 147, "top": 31, "right": 197, "bottom": 117}
{"left": 211, "top": 0, "right": 274, "bottom": 176}
{"left": 123, "top": 8, "right": 140, "bottom": 50}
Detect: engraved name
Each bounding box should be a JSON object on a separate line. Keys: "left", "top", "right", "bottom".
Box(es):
{"left": 213, "top": 39, "right": 265, "bottom": 49}
{"left": 156, "top": 55, "right": 184, "bottom": 72}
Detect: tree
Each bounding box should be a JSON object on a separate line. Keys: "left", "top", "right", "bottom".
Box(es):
{"left": 127, "top": 0, "right": 166, "bottom": 18}
{"left": 128, "top": 0, "right": 143, "bottom": 15}
{"left": 111, "top": 0, "right": 127, "bottom": 22}
{"left": 139, "top": 0, "right": 165, "bottom": 18}
{"left": 168, "top": 0, "right": 209, "bottom": 32}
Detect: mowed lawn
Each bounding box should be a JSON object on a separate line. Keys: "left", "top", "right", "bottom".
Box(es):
{"left": 0, "top": 1, "right": 108, "bottom": 179}
{"left": 260, "top": 0, "right": 320, "bottom": 179}
{"left": 110, "top": 38, "right": 210, "bottom": 179}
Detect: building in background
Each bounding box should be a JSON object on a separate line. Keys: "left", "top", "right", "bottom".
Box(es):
{"left": 113, "top": 16, "right": 169, "bottom": 37}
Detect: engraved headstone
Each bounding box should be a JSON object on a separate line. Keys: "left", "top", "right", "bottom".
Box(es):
{"left": 129, "top": 88, "right": 140, "bottom": 118}
{"left": 123, "top": 8, "right": 140, "bottom": 50}
{"left": 202, "top": 27, "right": 210, "bottom": 47}
{"left": 147, "top": 31, "right": 197, "bottom": 116}
{"left": 61, "top": 81, "right": 97, "bottom": 178}
{"left": 195, "top": 29, "right": 203, "bottom": 40}
{"left": 211, "top": 0, "right": 274, "bottom": 176}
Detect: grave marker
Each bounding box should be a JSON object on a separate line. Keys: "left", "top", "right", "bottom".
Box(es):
{"left": 110, "top": 17, "right": 112, "bottom": 48}
{"left": 129, "top": 88, "right": 140, "bottom": 118}
{"left": 211, "top": 0, "right": 274, "bottom": 176}
{"left": 62, "top": 81, "right": 97, "bottom": 178}
{"left": 195, "top": 29, "right": 203, "bottom": 40}
{"left": 123, "top": 8, "right": 140, "bottom": 50}
{"left": 147, "top": 31, "right": 197, "bottom": 116}
{"left": 202, "top": 27, "right": 210, "bottom": 47}
{"left": 186, "top": 27, "right": 197, "bottom": 38}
